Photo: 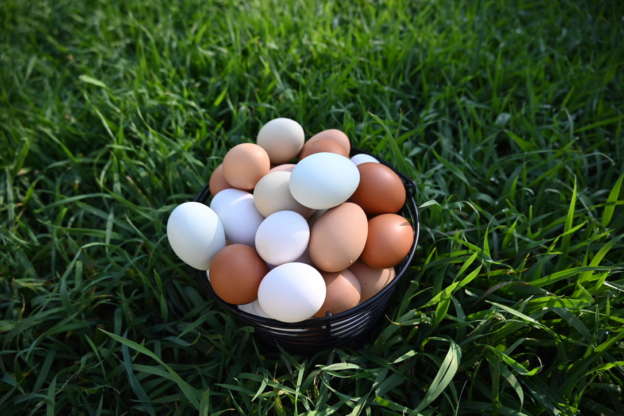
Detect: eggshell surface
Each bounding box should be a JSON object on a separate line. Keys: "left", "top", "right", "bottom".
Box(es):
{"left": 253, "top": 171, "right": 314, "bottom": 218}
{"left": 290, "top": 153, "right": 360, "bottom": 209}
{"left": 361, "top": 214, "right": 414, "bottom": 268}
{"left": 210, "top": 244, "right": 268, "bottom": 304}
{"left": 223, "top": 143, "right": 270, "bottom": 190}
{"left": 209, "top": 164, "right": 231, "bottom": 195}
{"left": 237, "top": 300, "right": 271, "bottom": 318}
{"left": 166, "top": 202, "right": 225, "bottom": 270}
{"left": 255, "top": 210, "right": 310, "bottom": 265}
{"left": 270, "top": 163, "right": 296, "bottom": 173}
{"left": 257, "top": 118, "right": 305, "bottom": 164}
{"left": 307, "top": 129, "right": 350, "bottom": 155}
{"left": 349, "top": 262, "right": 396, "bottom": 301}
{"left": 210, "top": 189, "right": 263, "bottom": 245}
{"left": 315, "top": 269, "right": 361, "bottom": 317}
{"left": 299, "top": 137, "right": 349, "bottom": 160}
{"left": 351, "top": 153, "right": 380, "bottom": 166}
{"left": 258, "top": 263, "right": 326, "bottom": 322}
{"left": 350, "top": 163, "right": 406, "bottom": 214}
{"left": 309, "top": 202, "right": 368, "bottom": 272}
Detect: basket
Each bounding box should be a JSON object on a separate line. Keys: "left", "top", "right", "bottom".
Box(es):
{"left": 191, "top": 149, "right": 419, "bottom": 353}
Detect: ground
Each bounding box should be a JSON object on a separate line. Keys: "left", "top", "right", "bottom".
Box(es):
{"left": 1, "top": 0, "right": 623, "bottom": 415}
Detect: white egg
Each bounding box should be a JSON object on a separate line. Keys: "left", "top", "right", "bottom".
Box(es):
{"left": 351, "top": 153, "right": 380, "bottom": 165}
{"left": 295, "top": 247, "right": 312, "bottom": 265}
{"left": 290, "top": 152, "right": 360, "bottom": 209}
{"left": 210, "top": 189, "right": 263, "bottom": 246}
{"left": 257, "top": 118, "right": 305, "bottom": 164}
{"left": 166, "top": 202, "right": 225, "bottom": 270}
{"left": 237, "top": 300, "right": 271, "bottom": 318}
{"left": 253, "top": 171, "right": 314, "bottom": 218}
{"left": 255, "top": 210, "right": 309, "bottom": 265}
{"left": 258, "top": 262, "right": 326, "bottom": 322}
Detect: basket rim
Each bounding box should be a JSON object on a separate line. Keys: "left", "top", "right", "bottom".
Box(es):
{"left": 194, "top": 147, "right": 420, "bottom": 329}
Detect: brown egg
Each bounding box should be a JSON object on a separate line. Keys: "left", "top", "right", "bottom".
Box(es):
{"left": 299, "top": 138, "right": 349, "bottom": 160}
{"left": 309, "top": 202, "right": 368, "bottom": 272}
{"left": 361, "top": 214, "right": 414, "bottom": 268}
{"left": 349, "top": 262, "right": 396, "bottom": 301}
{"left": 223, "top": 143, "right": 270, "bottom": 190}
{"left": 315, "top": 269, "right": 361, "bottom": 317}
{"left": 209, "top": 244, "right": 268, "bottom": 304}
{"left": 209, "top": 164, "right": 231, "bottom": 195}
{"left": 270, "top": 163, "right": 296, "bottom": 173}
{"left": 308, "top": 129, "right": 351, "bottom": 154}
{"left": 350, "top": 163, "right": 406, "bottom": 214}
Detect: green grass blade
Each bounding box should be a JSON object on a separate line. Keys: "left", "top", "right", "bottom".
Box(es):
{"left": 414, "top": 339, "right": 462, "bottom": 412}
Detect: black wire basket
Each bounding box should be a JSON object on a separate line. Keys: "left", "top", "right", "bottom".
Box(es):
{"left": 191, "top": 149, "right": 419, "bottom": 353}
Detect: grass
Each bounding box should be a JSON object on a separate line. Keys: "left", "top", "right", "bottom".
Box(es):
{"left": 1, "top": 0, "right": 623, "bottom": 414}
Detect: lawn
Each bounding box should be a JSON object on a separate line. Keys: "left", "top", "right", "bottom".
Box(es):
{"left": 1, "top": 0, "right": 623, "bottom": 414}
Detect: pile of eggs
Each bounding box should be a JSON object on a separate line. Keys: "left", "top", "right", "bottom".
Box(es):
{"left": 167, "top": 118, "right": 415, "bottom": 323}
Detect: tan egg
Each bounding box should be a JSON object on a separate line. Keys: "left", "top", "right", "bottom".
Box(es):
{"left": 315, "top": 269, "right": 361, "bottom": 317}
{"left": 209, "top": 164, "right": 232, "bottom": 195}
{"left": 223, "top": 143, "right": 270, "bottom": 190}
{"left": 299, "top": 138, "right": 349, "bottom": 160}
{"left": 361, "top": 214, "right": 414, "bottom": 268}
{"left": 308, "top": 209, "right": 327, "bottom": 228}
{"left": 270, "top": 163, "right": 296, "bottom": 173}
{"left": 350, "top": 163, "right": 406, "bottom": 214}
{"left": 309, "top": 202, "right": 368, "bottom": 272}
{"left": 256, "top": 118, "right": 305, "bottom": 164}
{"left": 209, "top": 244, "right": 268, "bottom": 304}
{"left": 253, "top": 171, "right": 314, "bottom": 218}
{"left": 307, "top": 129, "right": 351, "bottom": 155}
{"left": 349, "top": 262, "right": 396, "bottom": 301}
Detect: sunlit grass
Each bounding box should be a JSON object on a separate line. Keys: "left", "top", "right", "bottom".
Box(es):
{"left": 1, "top": 0, "right": 623, "bottom": 414}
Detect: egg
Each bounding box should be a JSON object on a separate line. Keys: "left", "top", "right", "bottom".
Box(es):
{"left": 309, "top": 202, "right": 368, "bottom": 272}
{"left": 270, "top": 163, "right": 296, "bottom": 173}
{"left": 314, "top": 269, "right": 361, "bottom": 317}
{"left": 290, "top": 152, "right": 360, "bottom": 209}
{"left": 237, "top": 300, "right": 271, "bottom": 318}
{"left": 166, "top": 202, "right": 225, "bottom": 270}
{"left": 253, "top": 171, "right": 314, "bottom": 218}
{"left": 307, "top": 129, "right": 350, "bottom": 155}
{"left": 351, "top": 153, "right": 380, "bottom": 166}
{"left": 210, "top": 189, "right": 263, "bottom": 245}
{"left": 209, "top": 163, "right": 232, "bottom": 195}
{"left": 350, "top": 163, "right": 406, "bottom": 214}
{"left": 223, "top": 143, "right": 270, "bottom": 190}
{"left": 299, "top": 137, "right": 349, "bottom": 160}
{"left": 209, "top": 244, "right": 268, "bottom": 304}
{"left": 349, "top": 262, "right": 396, "bottom": 301}
{"left": 256, "top": 118, "right": 305, "bottom": 164}
{"left": 255, "top": 210, "right": 310, "bottom": 265}
{"left": 258, "top": 262, "right": 326, "bottom": 322}
{"left": 295, "top": 247, "right": 313, "bottom": 265}
{"left": 361, "top": 214, "right": 414, "bottom": 268}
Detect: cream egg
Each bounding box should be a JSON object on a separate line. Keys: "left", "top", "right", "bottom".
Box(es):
{"left": 257, "top": 118, "right": 305, "bottom": 164}
{"left": 253, "top": 171, "right": 314, "bottom": 218}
